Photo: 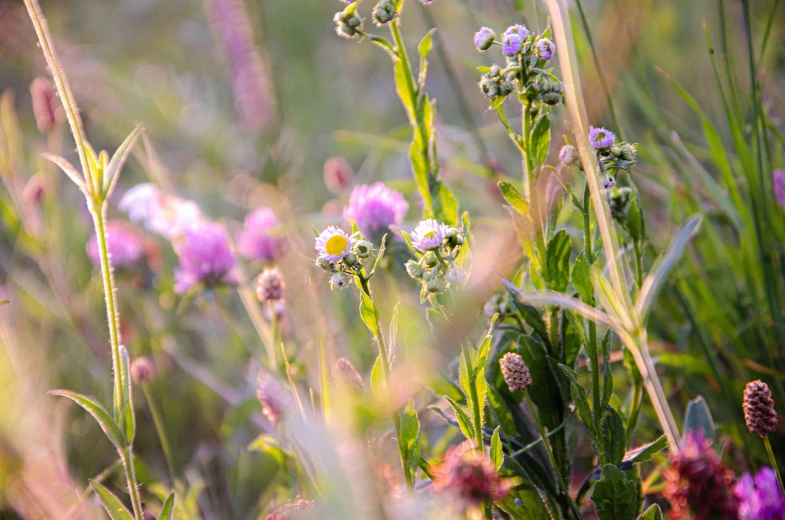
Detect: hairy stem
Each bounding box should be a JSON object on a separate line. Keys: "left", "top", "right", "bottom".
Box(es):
{"left": 764, "top": 436, "right": 785, "bottom": 498}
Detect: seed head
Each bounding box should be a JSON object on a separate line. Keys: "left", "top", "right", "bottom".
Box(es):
{"left": 323, "top": 156, "right": 354, "bottom": 194}
{"left": 257, "top": 377, "right": 286, "bottom": 427}
{"left": 332, "top": 357, "right": 364, "bottom": 391}
{"left": 499, "top": 352, "right": 531, "bottom": 392}
{"left": 256, "top": 268, "right": 285, "bottom": 302}
{"left": 131, "top": 356, "right": 155, "bottom": 384}
{"left": 744, "top": 380, "right": 778, "bottom": 437}
{"left": 433, "top": 440, "right": 512, "bottom": 504}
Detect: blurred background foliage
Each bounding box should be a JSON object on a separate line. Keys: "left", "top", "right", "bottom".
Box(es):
{"left": 0, "top": 0, "right": 783, "bottom": 518}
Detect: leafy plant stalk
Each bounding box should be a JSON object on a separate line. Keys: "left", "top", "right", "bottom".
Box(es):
{"left": 763, "top": 436, "right": 785, "bottom": 497}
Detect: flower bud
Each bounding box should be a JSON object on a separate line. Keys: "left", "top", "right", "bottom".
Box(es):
{"left": 372, "top": 0, "right": 396, "bottom": 25}
{"left": 445, "top": 228, "right": 463, "bottom": 248}
{"left": 332, "top": 357, "right": 365, "bottom": 391}
{"left": 343, "top": 251, "right": 358, "bottom": 267}
{"left": 256, "top": 268, "right": 285, "bottom": 302}
{"left": 323, "top": 156, "right": 354, "bottom": 193}
{"left": 601, "top": 174, "right": 616, "bottom": 190}
{"left": 131, "top": 356, "right": 155, "bottom": 384}
{"left": 499, "top": 352, "right": 532, "bottom": 392}
{"left": 354, "top": 240, "right": 373, "bottom": 259}
{"left": 23, "top": 173, "right": 46, "bottom": 205}
{"left": 423, "top": 253, "right": 439, "bottom": 269}
{"left": 425, "top": 276, "right": 447, "bottom": 294}
{"left": 559, "top": 145, "right": 579, "bottom": 167}
{"left": 316, "top": 256, "right": 336, "bottom": 272}
{"left": 257, "top": 377, "right": 286, "bottom": 426}
{"left": 743, "top": 380, "right": 778, "bottom": 437}
{"left": 330, "top": 271, "right": 351, "bottom": 289}
{"left": 30, "top": 77, "right": 62, "bottom": 133}
{"left": 473, "top": 27, "right": 495, "bottom": 52}
{"left": 405, "top": 259, "right": 425, "bottom": 279}
{"left": 619, "top": 142, "right": 636, "bottom": 162}
{"left": 536, "top": 38, "right": 555, "bottom": 61}
{"left": 499, "top": 81, "right": 514, "bottom": 96}
{"left": 489, "top": 64, "right": 502, "bottom": 77}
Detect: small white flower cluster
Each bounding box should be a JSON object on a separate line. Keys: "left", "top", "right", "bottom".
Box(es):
{"left": 404, "top": 219, "right": 467, "bottom": 301}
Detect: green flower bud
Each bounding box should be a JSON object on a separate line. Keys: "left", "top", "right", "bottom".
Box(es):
{"left": 316, "top": 256, "right": 336, "bottom": 272}
{"left": 354, "top": 240, "right": 373, "bottom": 259}
{"left": 330, "top": 272, "right": 351, "bottom": 289}
{"left": 425, "top": 276, "right": 447, "bottom": 294}
{"left": 423, "top": 253, "right": 439, "bottom": 269}
{"left": 405, "top": 259, "right": 425, "bottom": 279}
{"left": 499, "top": 80, "right": 514, "bottom": 96}
{"left": 343, "top": 252, "right": 358, "bottom": 267}
{"left": 620, "top": 142, "right": 636, "bottom": 162}
{"left": 489, "top": 64, "right": 502, "bottom": 77}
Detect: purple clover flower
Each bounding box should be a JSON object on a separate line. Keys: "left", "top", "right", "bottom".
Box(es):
{"left": 589, "top": 126, "right": 615, "bottom": 149}
{"left": 473, "top": 27, "right": 495, "bottom": 52}
{"left": 411, "top": 219, "right": 448, "bottom": 251}
{"left": 502, "top": 33, "right": 523, "bottom": 57}
{"left": 315, "top": 226, "right": 352, "bottom": 262}
{"left": 537, "top": 38, "right": 555, "bottom": 60}
{"left": 736, "top": 467, "right": 785, "bottom": 520}
{"left": 86, "top": 222, "right": 145, "bottom": 267}
{"left": 774, "top": 169, "right": 785, "bottom": 211}
{"left": 173, "top": 221, "right": 237, "bottom": 293}
{"left": 343, "top": 182, "right": 409, "bottom": 240}
{"left": 503, "top": 24, "right": 529, "bottom": 40}
{"left": 236, "top": 208, "right": 286, "bottom": 262}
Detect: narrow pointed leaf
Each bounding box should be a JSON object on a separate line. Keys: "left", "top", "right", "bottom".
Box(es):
{"left": 42, "top": 153, "right": 87, "bottom": 193}
{"left": 158, "top": 492, "right": 176, "bottom": 520}
{"left": 104, "top": 125, "right": 142, "bottom": 198}
{"left": 89, "top": 480, "right": 134, "bottom": 520}
{"left": 49, "top": 390, "right": 124, "bottom": 449}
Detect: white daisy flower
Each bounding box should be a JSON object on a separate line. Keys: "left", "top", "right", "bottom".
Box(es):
{"left": 315, "top": 226, "right": 352, "bottom": 262}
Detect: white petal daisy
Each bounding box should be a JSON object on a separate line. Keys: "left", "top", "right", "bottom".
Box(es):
{"left": 411, "top": 219, "right": 448, "bottom": 251}
{"left": 315, "top": 226, "right": 352, "bottom": 262}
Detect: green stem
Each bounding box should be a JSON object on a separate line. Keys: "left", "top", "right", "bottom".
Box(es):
{"left": 524, "top": 393, "right": 581, "bottom": 520}
{"left": 521, "top": 99, "right": 535, "bottom": 199}
{"left": 764, "top": 436, "right": 785, "bottom": 498}
{"left": 583, "top": 184, "right": 602, "bottom": 438}
{"left": 142, "top": 383, "right": 177, "bottom": 484}
{"left": 90, "top": 204, "right": 124, "bottom": 421}
{"left": 625, "top": 377, "right": 642, "bottom": 445}
{"left": 119, "top": 447, "right": 144, "bottom": 520}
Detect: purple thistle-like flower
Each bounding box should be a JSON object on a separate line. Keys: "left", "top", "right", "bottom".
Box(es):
{"left": 736, "top": 467, "right": 785, "bottom": 520}
{"left": 343, "top": 183, "right": 409, "bottom": 240}
{"left": 236, "top": 208, "right": 286, "bottom": 262}
{"left": 173, "top": 221, "right": 237, "bottom": 293}
{"left": 536, "top": 38, "right": 555, "bottom": 60}
{"left": 473, "top": 27, "right": 495, "bottom": 51}
{"left": 87, "top": 222, "right": 145, "bottom": 267}
{"left": 315, "top": 226, "right": 352, "bottom": 262}
{"left": 503, "top": 24, "right": 529, "bottom": 40}
{"left": 502, "top": 33, "right": 523, "bottom": 57}
{"left": 589, "top": 126, "right": 615, "bottom": 149}
{"left": 773, "top": 169, "right": 785, "bottom": 211}
{"left": 411, "top": 219, "right": 449, "bottom": 251}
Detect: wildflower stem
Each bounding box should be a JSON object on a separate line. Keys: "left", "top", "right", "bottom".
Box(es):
{"left": 524, "top": 392, "right": 581, "bottom": 520}
{"left": 521, "top": 99, "right": 534, "bottom": 200}
{"left": 141, "top": 383, "right": 177, "bottom": 484}
{"left": 582, "top": 184, "right": 602, "bottom": 440}
{"left": 119, "top": 447, "right": 144, "bottom": 520}
{"left": 763, "top": 436, "right": 785, "bottom": 498}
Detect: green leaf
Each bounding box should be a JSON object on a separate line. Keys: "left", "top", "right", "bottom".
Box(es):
{"left": 400, "top": 399, "right": 421, "bottom": 479}
{"left": 491, "top": 95, "right": 506, "bottom": 110}
{"left": 601, "top": 330, "right": 614, "bottom": 409}
{"left": 417, "top": 29, "right": 435, "bottom": 90}
{"left": 490, "top": 426, "right": 503, "bottom": 470}
{"left": 49, "top": 390, "right": 125, "bottom": 450}
{"left": 530, "top": 115, "right": 551, "bottom": 167}
{"left": 635, "top": 214, "right": 703, "bottom": 321}
{"left": 601, "top": 406, "right": 627, "bottom": 467}
{"left": 640, "top": 504, "right": 663, "bottom": 520}
{"left": 247, "top": 434, "right": 288, "bottom": 466}
{"left": 591, "top": 464, "right": 639, "bottom": 520}
{"left": 445, "top": 396, "right": 474, "bottom": 440}
{"left": 498, "top": 181, "right": 530, "bottom": 216}
{"left": 119, "top": 346, "right": 135, "bottom": 445}
{"left": 89, "top": 480, "right": 134, "bottom": 520}
{"left": 158, "top": 492, "right": 176, "bottom": 520}
{"left": 571, "top": 251, "right": 594, "bottom": 304}
{"left": 103, "top": 125, "right": 143, "bottom": 198}
{"left": 559, "top": 365, "right": 597, "bottom": 440}
{"left": 626, "top": 192, "right": 644, "bottom": 244}
{"left": 683, "top": 395, "right": 716, "bottom": 444}
{"left": 623, "top": 435, "right": 668, "bottom": 464}
{"left": 41, "top": 153, "right": 88, "bottom": 194}
{"left": 501, "top": 279, "right": 550, "bottom": 346}
{"left": 487, "top": 385, "right": 518, "bottom": 439}
{"left": 546, "top": 230, "right": 572, "bottom": 293}
{"left": 370, "top": 355, "right": 385, "bottom": 399}
{"left": 359, "top": 292, "right": 381, "bottom": 339}
{"left": 370, "top": 233, "right": 387, "bottom": 275}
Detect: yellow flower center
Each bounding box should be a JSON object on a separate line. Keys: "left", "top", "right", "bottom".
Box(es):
{"left": 423, "top": 231, "right": 437, "bottom": 240}
{"left": 325, "top": 235, "right": 349, "bottom": 256}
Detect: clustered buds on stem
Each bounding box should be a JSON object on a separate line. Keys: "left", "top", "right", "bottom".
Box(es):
{"left": 372, "top": 0, "right": 397, "bottom": 26}
{"left": 743, "top": 380, "right": 778, "bottom": 437}
{"left": 500, "top": 352, "right": 532, "bottom": 392}
{"left": 474, "top": 23, "right": 564, "bottom": 106}
{"left": 315, "top": 226, "right": 380, "bottom": 291}
{"left": 334, "top": 3, "right": 363, "bottom": 40}
{"left": 404, "top": 219, "right": 466, "bottom": 300}
{"left": 256, "top": 268, "right": 285, "bottom": 302}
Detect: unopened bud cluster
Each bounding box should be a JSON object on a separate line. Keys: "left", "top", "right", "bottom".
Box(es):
{"left": 483, "top": 291, "right": 516, "bottom": 321}
{"left": 473, "top": 23, "right": 563, "bottom": 106}
{"left": 405, "top": 219, "right": 466, "bottom": 299}
{"left": 372, "top": 0, "right": 397, "bottom": 26}
{"left": 334, "top": 4, "right": 363, "bottom": 40}
{"left": 743, "top": 380, "right": 778, "bottom": 437}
